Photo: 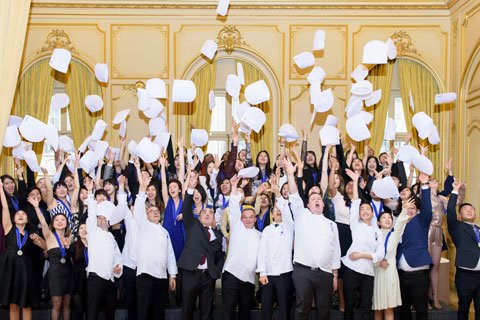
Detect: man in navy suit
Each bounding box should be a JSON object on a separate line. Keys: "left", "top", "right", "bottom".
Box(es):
{"left": 396, "top": 173, "right": 432, "bottom": 320}
{"left": 447, "top": 180, "right": 479, "bottom": 320}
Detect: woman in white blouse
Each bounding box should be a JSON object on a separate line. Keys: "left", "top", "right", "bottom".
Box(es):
{"left": 341, "top": 169, "right": 384, "bottom": 320}
{"left": 373, "top": 197, "right": 414, "bottom": 320}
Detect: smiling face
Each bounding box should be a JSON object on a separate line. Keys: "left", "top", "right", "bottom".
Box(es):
{"left": 193, "top": 189, "right": 203, "bottom": 204}
{"left": 429, "top": 178, "right": 439, "bottom": 190}
{"left": 79, "top": 188, "right": 88, "bottom": 202}
{"left": 307, "top": 193, "right": 324, "bottom": 214}
{"left": 2, "top": 177, "right": 15, "bottom": 195}
{"left": 168, "top": 181, "right": 181, "bottom": 198}
{"left": 146, "top": 185, "right": 157, "bottom": 201}
{"left": 103, "top": 181, "right": 116, "bottom": 196}
{"left": 367, "top": 158, "right": 377, "bottom": 171}
{"left": 275, "top": 155, "right": 283, "bottom": 168}
{"left": 52, "top": 214, "right": 67, "bottom": 231}
{"left": 406, "top": 202, "right": 418, "bottom": 218}
{"left": 36, "top": 178, "right": 47, "bottom": 196}
{"left": 306, "top": 152, "right": 316, "bottom": 166}
{"left": 238, "top": 150, "right": 246, "bottom": 161}
{"left": 271, "top": 206, "right": 282, "bottom": 223}
{"left": 400, "top": 187, "right": 412, "bottom": 200}
{"left": 147, "top": 206, "right": 161, "bottom": 224}
{"left": 96, "top": 215, "right": 109, "bottom": 229}
{"left": 257, "top": 151, "right": 269, "bottom": 166}
{"left": 220, "top": 179, "right": 231, "bottom": 195}
{"left": 54, "top": 183, "right": 68, "bottom": 199}
{"left": 235, "top": 160, "right": 245, "bottom": 172}
{"left": 334, "top": 174, "right": 341, "bottom": 189}
{"left": 241, "top": 209, "right": 256, "bottom": 229}
{"left": 28, "top": 188, "right": 42, "bottom": 202}
{"left": 259, "top": 193, "right": 270, "bottom": 208}
{"left": 13, "top": 210, "right": 28, "bottom": 226}
{"left": 64, "top": 176, "right": 74, "bottom": 191}
{"left": 207, "top": 162, "right": 215, "bottom": 175}
{"left": 359, "top": 203, "right": 373, "bottom": 224}
{"left": 345, "top": 181, "right": 354, "bottom": 196}
{"left": 352, "top": 158, "right": 363, "bottom": 171}
{"left": 378, "top": 212, "right": 393, "bottom": 229}
{"left": 78, "top": 224, "right": 87, "bottom": 240}
{"left": 280, "top": 183, "right": 289, "bottom": 199}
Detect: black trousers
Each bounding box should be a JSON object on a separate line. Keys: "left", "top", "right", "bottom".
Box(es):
{"left": 123, "top": 266, "right": 137, "bottom": 320}
{"left": 261, "top": 271, "right": 293, "bottom": 320}
{"left": 398, "top": 269, "right": 429, "bottom": 320}
{"left": 455, "top": 267, "right": 480, "bottom": 320}
{"left": 87, "top": 273, "right": 116, "bottom": 320}
{"left": 343, "top": 266, "right": 374, "bottom": 320}
{"left": 291, "top": 264, "right": 333, "bottom": 320}
{"left": 182, "top": 269, "right": 216, "bottom": 320}
{"left": 136, "top": 273, "right": 169, "bottom": 320}
{"left": 222, "top": 271, "right": 255, "bottom": 320}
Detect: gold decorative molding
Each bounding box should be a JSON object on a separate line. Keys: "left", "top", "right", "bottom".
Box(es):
{"left": 112, "top": 81, "right": 145, "bottom": 101}
{"left": 216, "top": 26, "right": 248, "bottom": 54}
{"left": 37, "top": 29, "right": 79, "bottom": 54}
{"left": 390, "top": 31, "right": 420, "bottom": 56}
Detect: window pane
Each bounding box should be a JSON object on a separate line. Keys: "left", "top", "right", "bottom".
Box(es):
{"left": 206, "top": 140, "right": 227, "bottom": 158}
{"left": 394, "top": 97, "right": 407, "bottom": 133}
{"left": 48, "top": 108, "right": 61, "bottom": 130}
{"left": 65, "top": 109, "right": 71, "bottom": 132}
{"left": 210, "top": 96, "right": 226, "bottom": 132}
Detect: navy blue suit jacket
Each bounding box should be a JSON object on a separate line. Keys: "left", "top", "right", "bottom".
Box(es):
{"left": 397, "top": 187, "right": 433, "bottom": 268}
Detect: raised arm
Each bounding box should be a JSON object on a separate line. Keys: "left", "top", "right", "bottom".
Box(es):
{"left": 28, "top": 195, "right": 52, "bottom": 240}
{"left": 418, "top": 173, "right": 433, "bottom": 227}
{"left": 42, "top": 167, "right": 56, "bottom": 209}
{"left": 346, "top": 143, "right": 356, "bottom": 168}
{"left": 177, "top": 138, "right": 186, "bottom": 187}
{"left": 133, "top": 175, "right": 150, "bottom": 227}
{"left": 300, "top": 129, "right": 307, "bottom": 162}
{"left": 159, "top": 154, "right": 169, "bottom": 205}
{"left": 70, "top": 153, "right": 81, "bottom": 212}
{"left": 447, "top": 179, "right": 462, "bottom": 231}
{"left": 181, "top": 171, "right": 197, "bottom": 228}
{"left": 0, "top": 180, "right": 12, "bottom": 233}
{"left": 244, "top": 132, "right": 253, "bottom": 167}
{"left": 227, "top": 175, "right": 242, "bottom": 223}
{"left": 95, "top": 159, "right": 103, "bottom": 190}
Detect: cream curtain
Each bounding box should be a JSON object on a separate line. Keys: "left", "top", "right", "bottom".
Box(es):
{"left": 185, "top": 62, "right": 217, "bottom": 144}
{"left": 239, "top": 61, "right": 273, "bottom": 157}
{"left": 358, "top": 60, "right": 395, "bottom": 155}
{"left": 398, "top": 58, "right": 441, "bottom": 179}
{"left": 63, "top": 60, "right": 103, "bottom": 147}
{"left": 0, "top": 0, "right": 31, "bottom": 157}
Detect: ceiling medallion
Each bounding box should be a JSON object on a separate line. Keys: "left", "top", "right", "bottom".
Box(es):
{"left": 216, "top": 25, "right": 248, "bottom": 54}
{"left": 390, "top": 31, "right": 420, "bottom": 56}
{"left": 37, "top": 29, "right": 79, "bottom": 54}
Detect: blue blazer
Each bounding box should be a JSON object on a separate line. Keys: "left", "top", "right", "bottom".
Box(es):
{"left": 397, "top": 187, "right": 433, "bottom": 268}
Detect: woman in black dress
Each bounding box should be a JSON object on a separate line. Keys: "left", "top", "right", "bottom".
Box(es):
{"left": 71, "top": 222, "right": 88, "bottom": 320}
{"left": 0, "top": 180, "right": 45, "bottom": 320}
{"left": 34, "top": 192, "right": 74, "bottom": 320}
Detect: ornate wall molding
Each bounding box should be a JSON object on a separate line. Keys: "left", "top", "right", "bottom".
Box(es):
{"left": 216, "top": 26, "right": 248, "bottom": 54}
{"left": 112, "top": 81, "right": 145, "bottom": 101}
{"left": 37, "top": 29, "right": 79, "bottom": 54}
{"left": 390, "top": 31, "right": 420, "bottom": 56}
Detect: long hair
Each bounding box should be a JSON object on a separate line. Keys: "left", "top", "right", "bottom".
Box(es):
{"left": 50, "top": 213, "right": 71, "bottom": 237}
{"left": 146, "top": 181, "right": 165, "bottom": 211}
{"left": 304, "top": 150, "right": 318, "bottom": 171}
{"left": 255, "top": 150, "right": 272, "bottom": 180}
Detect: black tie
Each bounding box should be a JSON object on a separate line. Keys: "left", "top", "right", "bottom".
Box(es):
{"left": 275, "top": 224, "right": 279, "bottom": 227}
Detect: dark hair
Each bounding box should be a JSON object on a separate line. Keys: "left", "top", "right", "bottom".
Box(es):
{"left": 219, "top": 178, "right": 232, "bottom": 196}
{"left": 53, "top": 181, "right": 68, "bottom": 197}
{"left": 1, "top": 174, "right": 19, "bottom": 199}
{"left": 305, "top": 151, "right": 318, "bottom": 171}
{"left": 255, "top": 150, "right": 272, "bottom": 180}
{"left": 146, "top": 182, "right": 165, "bottom": 211}
{"left": 459, "top": 203, "right": 475, "bottom": 212}
{"left": 362, "top": 156, "right": 381, "bottom": 182}
{"left": 74, "top": 223, "right": 87, "bottom": 261}
{"left": 360, "top": 200, "right": 373, "bottom": 211}
{"left": 168, "top": 179, "right": 183, "bottom": 196}
{"left": 378, "top": 210, "right": 393, "bottom": 221}
{"left": 194, "top": 185, "right": 207, "bottom": 204}
{"left": 103, "top": 178, "right": 118, "bottom": 188}
{"left": 94, "top": 189, "right": 109, "bottom": 199}
{"left": 50, "top": 213, "right": 71, "bottom": 236}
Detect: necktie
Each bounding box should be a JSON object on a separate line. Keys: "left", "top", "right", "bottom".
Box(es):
{"left": 200, "top": 226, "right": 211, "bottom": 265}
{"left": 274, "top": 224, "right": 279, "bottom": 227}
{"left": 473, "top": 225, "right": 480, "bottom": 245}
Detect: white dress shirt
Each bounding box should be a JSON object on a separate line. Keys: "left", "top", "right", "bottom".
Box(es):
{"left": 86, "top": 196, "right": 123, "bottom": 281}
{"left": 331, "top": 192, "right": 350, "bottom": 225}
{"left": 197, "top": 226, "right": 217, "bottom": 270}
{"left": 256, "top": 197, "right": 294, "bottom": 277}
{"left": 223, "top": 193, "right": 261, "bottom": 284}
{"left": 134, "top": 192, "right": 178, "bottom": 279}
{"left": 121, "top": 207, "right": 138, "bottom": 269}
{"left": 342, "top": 199, "right": 384, "bottom": 276}
{"left": 290, "top": 193, "right": 341, "bottom": 273}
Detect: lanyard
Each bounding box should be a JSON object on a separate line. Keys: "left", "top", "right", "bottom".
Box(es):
{"left": 312, "top": 171, "right": 318, "bottom": 183}
{"left": 53, "top": 231, "right": 67, "bottom": 259}
{"left": 11, "top": 196, "right": 20, "bottom": 211}
{"left": 257, "top": 208, "right": 269, "bottom": 232}
{"left": 371, "top": 201, "right": 383, "bottom": 218}
{"left": 192, "top": 203, "right": 204, "bottom": 219}
{"left": 222, "top": 196, "right": 229, "bottom": 210}
{"left": 83, "top": 247, "right": 89, "bottom": 266}
{"left": 261, "top": 171, "right": 268, "bottom": 183}
{"left": 15, "top": 227, "right": 28, "bottom": 250}
{"left": 384, "top": 229, "right": 393, "bottom": 258}
{"left": 57, "top": 198, "right": 72, "bottom": 221}
{"left": 473, "top": 225, "right": 480, "bottom": 244}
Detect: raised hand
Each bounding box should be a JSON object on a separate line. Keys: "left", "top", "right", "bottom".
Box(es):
{"left": 41, "top": 167, "right": 49, "bottom": 176}
{"left": 418, "top": 172, "right": 429, "bottom": 184}
{"left": 85, "top": 178, "right": 94, "bottom": 193}
{"left": 445, "top": 157, "right": 453, "bottom": 174}
{"left": 283, "top": 157, "right": 295, "bottom": 176}
{"left": 229, "top": 174, "right": 239, "bottom": 187}
{"left": 419, "top": 145, "right": 429, "bottom": 156}
{"left": 27, "top": 196, "right": 40, "bottom": 208}
{"left": 117, "top": 175, "right": 126, "bottom": 187}
{"left": 452, "top": 178, "right": 464, "bottom": 192}
{"left": 345, "top": 168, "right": 359, "bottom": 181}
{"left": 159, "top": 154, "right": 167, "bottom": 167}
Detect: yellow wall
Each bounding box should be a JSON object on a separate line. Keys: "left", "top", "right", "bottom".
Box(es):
{"left": 24, "top": 1, "right": 453, "bottom": 161}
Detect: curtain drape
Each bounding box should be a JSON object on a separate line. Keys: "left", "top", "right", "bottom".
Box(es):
{"left": 239, "top": 61, "right": 273, "bottom": 157}
{"left": 0, "top": 0, "right": 31, "bottom": 166}
{"left": 186, "top": 62, "right": 217, "bottom": 145}
{"left": 64, "top": 60, "right": 103, "bottom": 147}
{"left": 358, "top": 60, "right": 395, "bottom": 155}
{"left": 398, "top": 58, "right": 441, "bottom": 179}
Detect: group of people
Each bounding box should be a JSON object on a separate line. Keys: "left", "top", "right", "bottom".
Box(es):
{"left": 0, "top": 122, "right": 477, "bottom": 320}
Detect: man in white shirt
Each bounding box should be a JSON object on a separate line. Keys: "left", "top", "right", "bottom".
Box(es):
{"left": 284, "top": 158, "right": 341, "bottom": 320}
{"left": 134, "top": 175, "right": 177, "bottom": 320}
{"left": 84, "top": 179, "right": 125, "bottom": 320}
{"left": 222, "top": 175, "right": 262, "bottom": 320}
{"left": 257, "top": 179, "right": 294, "bottom": 320}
